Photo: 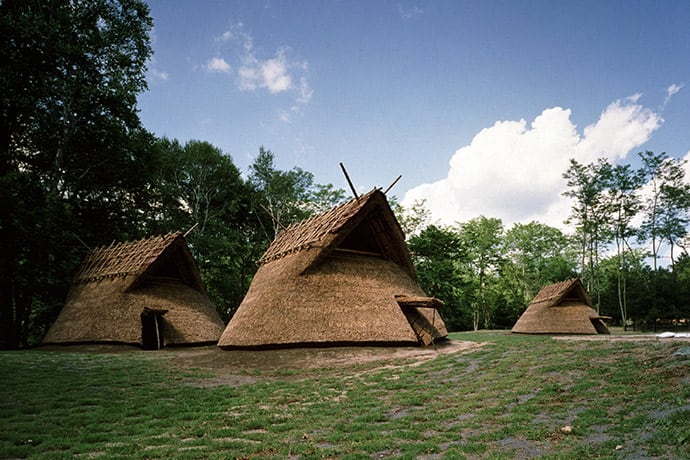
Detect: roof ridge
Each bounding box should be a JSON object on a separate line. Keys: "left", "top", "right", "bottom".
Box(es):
{"left": 74, "top": 232, "right": 182, "bottom": 283}
{"left": 259, "top": 189, "right": 382, "bottom": 264}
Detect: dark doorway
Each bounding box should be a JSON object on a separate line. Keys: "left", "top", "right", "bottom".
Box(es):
{"left": 141, "top": 308, "right": 168, "bottom": 350}
{"left": 591, "top": 318, "right": 610, "bottom": 334}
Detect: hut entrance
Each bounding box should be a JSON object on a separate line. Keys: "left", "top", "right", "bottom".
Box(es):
{"left": 590, "top": 317, "right": 610, "bottom": 334}
{"left": 395, "top": 295, "right": 444, "bottom": 346}
{"left": 141, "top": 308, "right": 168, "bottom": 350}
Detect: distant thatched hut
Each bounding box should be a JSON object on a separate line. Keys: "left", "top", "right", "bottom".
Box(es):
{"left": 218, "top": 189, "right": 448, "bottom": 349}
{"left": 43, "top": 232, "right": 224, "bottom": 348}
{"left": 512, "top": 278, "right": 610, "bottom": 335}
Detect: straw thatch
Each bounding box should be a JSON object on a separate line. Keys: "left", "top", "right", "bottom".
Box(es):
{"left": 512, "top": 278, "right": 610, "bottom": 335}
{"left": 218, "top": 189, "right": 448, "bottom": 349}
{"left": 43, "top": 232, "right": 224, "bottom": 348}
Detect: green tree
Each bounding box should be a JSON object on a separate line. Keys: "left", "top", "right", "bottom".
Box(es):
{"left": 392, "top": 198, "right": 432, "bottom": 238}
{"left": 638, "top": 151, "right": 690, "bottom": 272}
{"left": 0, "top": 0, "right": 154, "bottom": 347}
{"left": 500, "top": 221, "right": 577, "bottom": 323}
{"left": 151, "top": 139, "right": 260, "bottom": 320}
{"left": 248, "top": 147, "right": 345, "bottom": 241}
{"left": 671, "top": 253, "right": 690, "bottom": 325}
{"left": 408, "top": 225, "right": 470, "bottom": 331}
{"left": 607, "top": 163, "right": 645, "bottom": 329}
{"left": 598, "top": 249, "right": 652, "bottom": 328}
{"left": 457, "top": 216, "right": 504, "bottom": 330}
{"left": 563, "top": 158, "right": 613, "bottom": 311}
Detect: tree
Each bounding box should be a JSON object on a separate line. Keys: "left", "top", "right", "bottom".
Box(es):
{"left": 500, "top": 221, "right": 577, "bottom": 322}
{"left": 391, "top": 198, "right": 432, "bottom": 238}
{"left": 457, "top": 216, "right": 504, "bottom": 330}
{"left": 248, "top": 147, "right": 345, "bottom": 241}
{"left": 598, "top": 249, "right": 652, "bottom": 328}
{"left": 562, "top": 158, "right": 613, "bottom": 311}
{"left": 408, "top": 225, "right": 470, "bottom": 331}
{"left": 638, "top": 151, "right": 690, "bottom": 271}
{"left": 607, "top": 163, "right": 644, "bottom": 329}
{"left": 0, "top": 0, "right": 154, "bottom": 347}
{"left": 151, "top": 139, "right": 259, "bottom": 320}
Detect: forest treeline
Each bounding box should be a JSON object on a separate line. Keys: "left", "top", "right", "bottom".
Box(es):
{"left": 2, "top": 1, "right": 689, "bottom": 347}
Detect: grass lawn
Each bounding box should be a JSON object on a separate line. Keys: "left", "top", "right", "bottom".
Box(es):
{"left": 1, "top": 331, "right": 689, "bottom": 459}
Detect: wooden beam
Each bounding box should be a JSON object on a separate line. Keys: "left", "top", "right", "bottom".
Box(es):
{"left": 383, "top": 175, "right": 402, "bottom": 195}
{"left": 339, "top": 162, "right": 359, "bottom": 201}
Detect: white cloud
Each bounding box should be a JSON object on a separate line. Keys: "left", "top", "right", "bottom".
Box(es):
{"left": 278, "top": 109, "right": 292, "bottom": 123}
{"left": 214, "top": 23, "right": 311, "bottom": 120}
{"left": 262, "top": 50, "right": 292, "bottom": 93}
{"left": 403, "top": 96, "right": 663, "bottom": 230}
{"left": 296, "top": 77, "right": 313, "bottom": 105}
{"left": 148, "top": 67, "right": 169, "bottom": 81}
{"left": 239, "top": 48, "right": 293, "bottom": 93}
{"left": 217, "top": 30, "right": 233, "bottom": 42}
{"left": 663, "top": 82, "right": 684, "bottom": 108}
{"left": 206, "top": 57, "right": 231, "bottom": 73}
{"left": 398, "top": 4, "right": 424, "bottom": 19}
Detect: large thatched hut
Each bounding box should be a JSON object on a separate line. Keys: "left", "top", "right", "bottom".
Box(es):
{"left": 218, "top": 189, "right": 448, "bottom": 349}
{"left": 512, "top": 278, "right": 610, "bottom": 334}
{"left": 43, "top": 232, "right": 224, "bottom": 348}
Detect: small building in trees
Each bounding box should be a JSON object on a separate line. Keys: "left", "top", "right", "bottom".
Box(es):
{"left": 218, "top": 189, "right": 448, "bottom": 349}
{"left": 43, "top": 233, "right": 224, "bottom": 349}
{"left": 512, "top": 278, "right": 610, "bottom": 335}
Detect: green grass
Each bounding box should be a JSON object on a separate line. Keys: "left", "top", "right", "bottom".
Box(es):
{"left": 1, "top": 332, "right": 689, "bottom": 459}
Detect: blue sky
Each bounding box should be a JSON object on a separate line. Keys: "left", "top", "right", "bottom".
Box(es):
{"left": 139, "top": 0, "right": 690, "bottom": 229}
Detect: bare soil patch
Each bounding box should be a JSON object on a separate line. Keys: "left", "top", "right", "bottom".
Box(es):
{"left": 42, "top": 340, "right": 484, "bottom": 387}
{"left": 166, "top": 339, "right": 480, "bottom": 371}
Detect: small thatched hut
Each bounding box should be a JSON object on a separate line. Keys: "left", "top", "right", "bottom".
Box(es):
{"left": 43, "top": 232, "right": 224, "bottom": 348}
{"left": 512, "top": 278, "right": 610, "bottom": 334}
{"left": 218, "top": 189, "right": 448, "bottom": 349}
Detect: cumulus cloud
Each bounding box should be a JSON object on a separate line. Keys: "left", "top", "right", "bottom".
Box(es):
{"left": 403, "top": 96, "right": 663, "bottom": 230}
{"left": 206, "top": 57, "right": 231, "bottom": 73}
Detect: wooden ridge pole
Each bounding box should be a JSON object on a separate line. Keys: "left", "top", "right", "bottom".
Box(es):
{"left": 383, "top": 175, "right": 402, "bottom": 195}
{"left": 183, "top": 222, "right": 199, "bottom": 237}
{"left": 339, "top": 162, "right": 359, "bottom": 201}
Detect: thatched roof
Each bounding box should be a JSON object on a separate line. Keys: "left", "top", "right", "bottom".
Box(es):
{"left": 260, "top": 189, "right": 416, "bottom": 278}
{"left": 72, "top": 232, "right": 205, "bottom": 292}
{"left": 218, "top": 189, "right": 447, "bottom": 349}
{"left": 512, "top": 278, "right": 610, "bottom": 335}
{"left": 43, "top": 233, "right": 224, "bottom": 347}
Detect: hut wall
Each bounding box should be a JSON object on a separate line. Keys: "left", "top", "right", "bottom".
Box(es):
{"left": 43, "top": 278, "right": 224, "bottom": 346}
{"left": 134, "top": 282, "right": 224, "bottom": 344}
{"left": 219, "top": 251, "right": 431, "bottom": 348}
{"left": 43, "top": 278, "right": 142, "bottom": 344}
{"left": 512, "top": 303, "right": 601, "bottom": 334}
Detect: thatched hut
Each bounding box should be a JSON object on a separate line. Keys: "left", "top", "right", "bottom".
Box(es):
{"left": 218, "top": 189, "right": 448, "bottom": 349}
{"left": 512, "top": 278, "right": 610, "bottom": 334}
{"left": 43, "top": 232, "right": 224, "bottom": 348}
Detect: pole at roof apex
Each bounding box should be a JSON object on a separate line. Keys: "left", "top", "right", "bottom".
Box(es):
{"left": 339, "top": 162, "right": 359, "bottom": 201}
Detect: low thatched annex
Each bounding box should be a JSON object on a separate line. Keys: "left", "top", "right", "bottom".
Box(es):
{"left": 218, "top": 189, "right": 448, "bottom": 349}
{"left": 512, "top": 278, "right": 610, "bottom": 335}
{"left": 43, "top": 232, "right": 224, "bottom": 348}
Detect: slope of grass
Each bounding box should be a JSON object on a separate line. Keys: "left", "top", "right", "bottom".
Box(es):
{"left": 1, "top": 332, "right": 689, "bottom": 459}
